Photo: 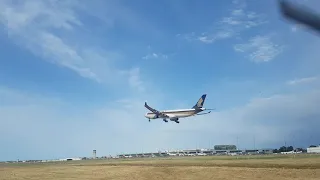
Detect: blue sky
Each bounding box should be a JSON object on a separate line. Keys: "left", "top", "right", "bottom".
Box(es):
{"left": 1, "top": 0, "right": 320, "bottom": 161}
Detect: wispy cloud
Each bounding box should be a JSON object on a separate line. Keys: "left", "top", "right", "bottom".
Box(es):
{"left": 142, "top": 52, "right": 168, "bottom": 60}
{"left": 233, "top": 35, "right": 284, "bottom": 62}
{"left": 290, "top": 23, "right": 309, "bottom": 33}
{"left": 142, "top": 45, "right": 170, "bottom": 60}
{"left": 291, "top": 26, "right": 299, "bottom": 32}
{"left": 178, "top": 0, "right": 267, "bottom": 44}
{"left": 0, "top": 0, "right": 145, "bottom": 91}
{"left": 287, "top": 76, "right": 318, "bottom": 85}
{"left": 127, "top": 67, "right": 145, "bottom": 92}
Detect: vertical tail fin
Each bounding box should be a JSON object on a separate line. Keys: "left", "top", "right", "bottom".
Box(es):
{"left": 192, "top": 94, "right": 207, "bottom": 109}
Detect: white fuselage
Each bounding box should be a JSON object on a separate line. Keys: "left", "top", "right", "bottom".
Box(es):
{"left": 144, "top": 108, "right": 205, "bottom": 120}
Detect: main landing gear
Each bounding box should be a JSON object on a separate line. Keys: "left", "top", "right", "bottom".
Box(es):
{"left": 149, "top": 119, "right": 179, "bottom": 123}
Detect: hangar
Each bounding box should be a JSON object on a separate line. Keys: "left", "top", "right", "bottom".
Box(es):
{"left": 307, "top": 146, "right": 320, "bottom": 153}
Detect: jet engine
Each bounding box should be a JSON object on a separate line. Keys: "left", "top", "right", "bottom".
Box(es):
{"left": 170, "top": 117, "right": 179, "bottom": 121}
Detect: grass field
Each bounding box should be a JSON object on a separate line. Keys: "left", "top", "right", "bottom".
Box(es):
{"left": 1, "top": 154, "right": 320, "bottom": 180}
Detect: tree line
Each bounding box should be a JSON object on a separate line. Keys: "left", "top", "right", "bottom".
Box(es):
{"left": 272, "top": 145, "right": 318, "bottom": 153}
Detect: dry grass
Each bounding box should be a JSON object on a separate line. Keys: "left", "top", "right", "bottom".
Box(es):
{"left": 1, "top": 154, "right": 320, "bottom": 180}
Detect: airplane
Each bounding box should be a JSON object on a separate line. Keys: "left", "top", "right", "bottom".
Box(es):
{"left": 144, "top": 94, "right": 214, "bottom": 123}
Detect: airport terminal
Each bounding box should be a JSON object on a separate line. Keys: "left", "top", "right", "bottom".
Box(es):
{"left": 117, "top": 145, "right": 320, "bottom": 158}
{"left": 117, "top": 145, "right": 273, "bottom": 158}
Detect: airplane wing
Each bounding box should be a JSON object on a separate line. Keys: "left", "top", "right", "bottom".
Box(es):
{"left": 144, "top": 102, "right": 170, "bottom": 118}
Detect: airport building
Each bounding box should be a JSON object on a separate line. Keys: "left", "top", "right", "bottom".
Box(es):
{"left": 117, "top": 145, "right": 273, "bottom": 158}
{"left": 93, "top": 150, "right": 97, "bottom": 159}
{"left": 307, "top": 146, "right": 320, "bottom": 153}
{"left": 214, "top": 145, "right": 237, "bottom": 150}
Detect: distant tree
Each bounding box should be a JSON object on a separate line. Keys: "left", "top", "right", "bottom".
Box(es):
{"left": 302, "top": 149, "right": 307, "bottom": 153}
{"left": 273, "top": 149, "right": 278, "bottom": 153}
{"left": 277, "top": 146, "right": 294, "bottom": 152}
{"left": 279, "top": 146, "right": 286, "bottom": 152}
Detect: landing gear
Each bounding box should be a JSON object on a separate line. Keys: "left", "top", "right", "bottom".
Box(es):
{"left": 148, "top": 118, "right": 150, "bottom": 122}
{"left": 163, "top": 119, "right": 168, "bottom": 122}
{"left": 175, "top": 120, "right": 179, "bottom": 123}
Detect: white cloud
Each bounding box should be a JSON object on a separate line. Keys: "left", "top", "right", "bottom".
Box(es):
{"left": 290, "top": 23, "right": 309, "bottom": 33}
{"left": 234, "top": 35, "right": 284, "bottom": 62}
{"left": 0, "top": 0, "right": 82, "bottom": 32}
{"left": 142, "top": 45, "right": 169, "bottom": 60}
{"left": 127, "top": 67, "right": 145, "bottom": 92}
{"left": 179, "top": 0, "right": 267, "bottom": 44}
{"left": 287, "top": 76, "right": 318, "bottom": 85}
{"left": 0, "top": 0, "right": 145, "bottom": 91}
{"left": 142, "top": 52, "right": 168, "bottom": 60}
{"left": 291, "top": 26, "right": 298, "bottom": 32}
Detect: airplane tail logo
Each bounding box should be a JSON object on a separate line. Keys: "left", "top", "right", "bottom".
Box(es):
{"left": 192, "top": 94, "right": 207, "bottom": 109}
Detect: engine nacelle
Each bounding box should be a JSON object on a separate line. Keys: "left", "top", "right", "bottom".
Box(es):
{"left": 170, "top": 117, "right": 179, "bottom": 121}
